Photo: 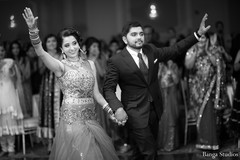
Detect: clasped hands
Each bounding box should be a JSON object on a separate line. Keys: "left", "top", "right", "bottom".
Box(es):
{"left": 110, "top": 107, "right": 128, "bottom": 126}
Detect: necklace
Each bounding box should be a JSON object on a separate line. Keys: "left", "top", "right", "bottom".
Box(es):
{"left": 65, "top": 57, "right": 85, "bottom": 69}
{"left": 66, "top": 58, "right": 80, "bottom": 62}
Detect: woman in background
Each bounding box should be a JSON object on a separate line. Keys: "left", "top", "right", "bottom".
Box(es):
{"left": 8, "top": 40, "right": 31, "bottom": 117}
{"left": 37, "top": 34, "right": 62, "bottom": 153}
{"left": 0, "top": 42, "right": 24, "bottom": 157}
{"left": 157, "top": 60, "right": 180, "bottom": 151}
{"left": 26, "top": 43, "right": 45, "bottom": 117}
{"left": 229, "top": 48, "right": 240, "bottom": 148}
{"left": 185, "top": 33, "right": 228, "bottom": 150}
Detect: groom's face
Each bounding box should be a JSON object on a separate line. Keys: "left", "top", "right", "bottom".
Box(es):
{"left": 123, "top": 27, "right": 144, "bottom": 49}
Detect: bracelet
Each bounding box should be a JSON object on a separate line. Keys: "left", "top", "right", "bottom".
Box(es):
{"left": 31, "top": 39, "right": 41, "bottom": 46}
{"left": 29, "top": 34, "right": 39, "bottom": 39}
{"left": 29, "top": 27, "right": 39, "bottom": 33}
{"left": 29, "top": 36, "right": 41, "bottom": 46}
{"left": 29, "top": 32, "right": 41, "bottom": 46}
{"left": 195, "top": 31, "right": 201, "bottom": 38}
{"left": 103, "top": 103, "right": 109, "bottom": 109}
{"left": 102, "top": 103, "right": 114, "bottom": 115}
{"left": 194, "top": 32, "right": 201, "bottom": 41}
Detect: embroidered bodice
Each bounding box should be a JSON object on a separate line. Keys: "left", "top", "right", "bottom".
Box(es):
{"left": 57, "top": 59, "right": 97, "bottom": 124}
{"left": 58, "top": 59, "right": 95, "bottom": 99}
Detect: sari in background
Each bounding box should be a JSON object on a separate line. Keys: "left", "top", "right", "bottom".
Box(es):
{"left": 185, "top": 34, "right": 228, "bottom": 150}
{"left": 157, "top": 60, "right": 180, "bottom": 151}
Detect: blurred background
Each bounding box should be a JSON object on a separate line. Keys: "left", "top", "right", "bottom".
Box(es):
{"left": 0, "top": 1, "right": 240, "bottom": 159}
{"left": 0, "top": 0, "right": 239, "bottom": 43}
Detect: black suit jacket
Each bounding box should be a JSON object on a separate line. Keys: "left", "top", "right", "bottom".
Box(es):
{"left": 103, "top": 34, "right": 198, "bottom": 129}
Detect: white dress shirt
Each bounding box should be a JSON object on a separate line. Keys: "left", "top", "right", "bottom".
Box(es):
{"left": 126, "top": 46, "right": 149, "bottom": 68}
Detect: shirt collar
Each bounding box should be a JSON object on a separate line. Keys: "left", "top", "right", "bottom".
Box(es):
{"left": 126, "top": 46, "right": 143, "bottom": 56}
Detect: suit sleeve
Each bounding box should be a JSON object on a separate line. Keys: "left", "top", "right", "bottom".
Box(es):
{"left": 103, "top": 58, "right": 124, "bottom": 111}
{"left": 154, "top": 34, "right": 198, "bottom": 62}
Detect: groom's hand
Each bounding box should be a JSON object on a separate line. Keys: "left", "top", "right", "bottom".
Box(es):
{"left": 115, "top": 107, "right": 128, "bottom": 125}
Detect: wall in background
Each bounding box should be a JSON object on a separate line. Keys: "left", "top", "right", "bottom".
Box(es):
{"left": 0, "top": 0, "right": 239, "bottom": 43}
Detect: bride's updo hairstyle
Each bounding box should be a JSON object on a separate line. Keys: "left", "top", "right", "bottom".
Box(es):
{"left": 57, "top": 27, "right": 83, "bottom": 47}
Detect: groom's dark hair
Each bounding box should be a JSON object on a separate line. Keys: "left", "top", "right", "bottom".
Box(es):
{"left": 122, "top": 21, "right": 143, "bottom": 37}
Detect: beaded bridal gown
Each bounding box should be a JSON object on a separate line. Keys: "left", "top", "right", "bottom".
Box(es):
{"left": 49, "top": 59, "right": 118, "bottom": 160}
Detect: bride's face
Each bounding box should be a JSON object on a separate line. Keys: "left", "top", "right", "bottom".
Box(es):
{"left": 0, "top": 46, "right": 6, "bottom": 60}
{"left": 61, "top": 35, "right": 80, "bottom": 60}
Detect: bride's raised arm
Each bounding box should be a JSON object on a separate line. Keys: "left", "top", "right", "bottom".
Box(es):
{"left": 22, "top": 7, "right": 64, "bottom": 77}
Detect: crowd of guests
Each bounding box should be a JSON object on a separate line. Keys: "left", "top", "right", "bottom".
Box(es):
{"left": 0, "top": 19, "right": 240, "bottom": 157}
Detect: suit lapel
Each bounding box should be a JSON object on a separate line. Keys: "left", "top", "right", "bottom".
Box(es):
{"left": 121, "top": 48, "right": 148, "bottom": 84}
{"left": 143, "top": 47, "right": 154, "bottom": 84}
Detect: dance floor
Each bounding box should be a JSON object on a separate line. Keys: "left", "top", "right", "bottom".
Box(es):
{"left": 0, "top": 140, "right": 239, "bottom": 160}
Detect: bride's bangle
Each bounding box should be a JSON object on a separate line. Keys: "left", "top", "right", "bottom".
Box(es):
{"left": 102, "top": 103, "right": 114, "bottom": 115}
{"left": 29, "top": 28, "right": 41, "bottom": 46}
{"left": 29, "top": 26, "right": 39, "bottom": 33}
{"left": 103, "top": 103, "right": 109, "bottom": 109}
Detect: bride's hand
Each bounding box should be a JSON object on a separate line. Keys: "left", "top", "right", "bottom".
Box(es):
{"left": 109, "top": 114, "right": 119, "bottom": 123}
{"left": 109, "top": 114, "right": 127, "bottom": 125}
{"left": 22, "top": 7, "right": 38, "bottom": 30}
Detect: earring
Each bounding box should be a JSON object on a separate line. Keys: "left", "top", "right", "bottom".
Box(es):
{"left": 62, "top": 52, "right": 66, "bottom": 59}
{"left": 79, "top": 48, "right": 87, "bottom": 60}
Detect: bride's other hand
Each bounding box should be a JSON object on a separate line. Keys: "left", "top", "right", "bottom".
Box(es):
{"left": 22, "top": 7, "right": 38, "bottom": 30}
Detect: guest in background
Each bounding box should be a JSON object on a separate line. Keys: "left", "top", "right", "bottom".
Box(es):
{"left": 109, "top": 39, "right": 120, "bottom": 57}
{"left": 143, "top": 25, "right": 164, "bottom": 47}
{"left": 8, "top": 40, "right": 31, "bottom": 117}
{"left": 215, "top": 21, "right": 225, "bottom": 48}
{"left": 26, "top": 43, "right": 45, "bottom": 117}
{"left": 185, "top": 33, "right": 228, "bottom": 150}
{"left": 229, "top": 48, "right": 240, "bottom": 148}
{"left": 0, "top": 42, "right": 24, "bottom": 157}
{"left": 157, "top": 59, "right": 180, "bottom": 151}
{"left": 99, "top": 39, "right": 111, "bottom": 61}
{"left": 37, "top": 34, "right": 62, "bottom": 153}
{"left": 25, "top": 43, "right": 45, "bottom": 97}
{"left": 166, "top": 27, "right": 178, "bottom": 47}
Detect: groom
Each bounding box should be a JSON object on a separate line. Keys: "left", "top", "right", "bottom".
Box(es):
{"left": 103, "top": 14, "right": 210, "bottom": 160}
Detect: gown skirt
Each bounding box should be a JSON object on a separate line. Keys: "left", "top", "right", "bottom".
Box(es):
{"left": 49, "top": 103, "right": 119, "bottom": 160}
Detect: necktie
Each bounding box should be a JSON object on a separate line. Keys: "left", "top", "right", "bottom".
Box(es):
{"left": 138, "top": 53, "right": 148, "bottom": 81}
